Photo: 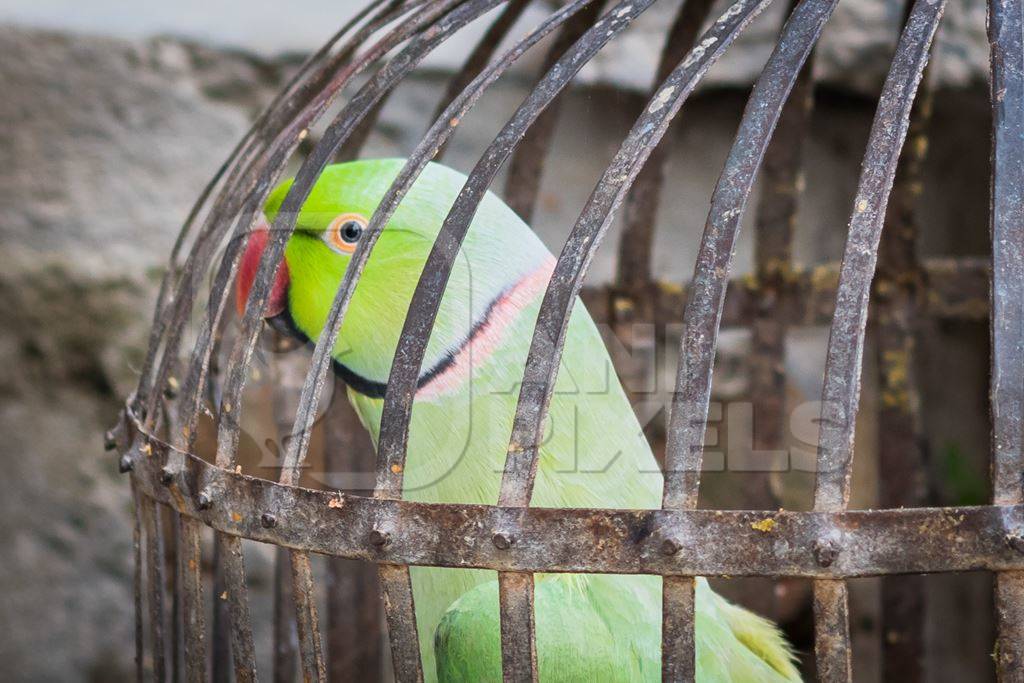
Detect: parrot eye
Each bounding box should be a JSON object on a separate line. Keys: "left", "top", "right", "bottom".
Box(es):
{"left": 324, "top": 213, "right": 367, "bottom": 254}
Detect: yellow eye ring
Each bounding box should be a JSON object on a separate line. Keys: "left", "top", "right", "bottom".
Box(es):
{"left": 324, "top": 213, "right": 367, "bottom": 254}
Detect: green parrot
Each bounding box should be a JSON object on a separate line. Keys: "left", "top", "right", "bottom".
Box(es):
{"left": 235, "top": 158, "right": 800, "bottom": 682}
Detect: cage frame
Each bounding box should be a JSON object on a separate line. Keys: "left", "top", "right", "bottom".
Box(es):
{"left": 106, "top": 0, "right": 1024, "bottom": 680}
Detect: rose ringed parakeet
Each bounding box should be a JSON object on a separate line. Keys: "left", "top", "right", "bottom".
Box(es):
{"left": 235, "top": 158, "right": 800, "bottom": 682}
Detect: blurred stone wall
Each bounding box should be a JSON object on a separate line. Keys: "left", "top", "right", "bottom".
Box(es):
{"left": 0, "top": 1, "right": 995, "bottom": 678}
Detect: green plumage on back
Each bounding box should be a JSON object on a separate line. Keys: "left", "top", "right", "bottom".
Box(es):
{"left": 261, "top": 159, "right": 801, "bottom": 682}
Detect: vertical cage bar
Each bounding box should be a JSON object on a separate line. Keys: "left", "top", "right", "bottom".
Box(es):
{"left": 616, "top": 0, "right": 717, "bottom": 291}
{"left": 132, "top": 481, "right": 145, "bottom": 683}
{"left": 142, "top": 497, "right": 168, "bottom": 683}
{"left": 433, "top": 0, "right": 532, "bottom": 161}
{"left": 502, "top": 0, "right": 609, "bottom": 222}
{"left": 662, "top": 0, "right": 838, "bottom": 505}
{"left": 217, "top": 536, "right": 257, "bottom": 683}
{"left": 290, "top": 552, "right": 327, "bottom": 682}
{"left": 378, "top": 564, "right": 423, "bottom": 683}
{"left": 611, "top": 0, "right": 717, "bottom": 446}
{"left": 748, "top": 39, "right": 814, "bottom": 510}
{"left": 655, "top": 1, "right": 837, "bottom": 677}
{"left": 661, "top": 576, "right": 697, "bottom": 682}
{"left": 211, "top": 536, "right": 230, "bottom": 683}
{"left": 813, "top": 579, "right": 853, "bottom": 682}
{"left": 988, "top": 0, "right": 1024, "bottom": 678}
{"left": 809, "top": 0, "right": 945, "bottom": 678}
{"left": 325, "top": 387, "right": 383, "bottom": 681}
{"left": 170, "top": 512, "right": 183, "bottom": 683}
{"left": 498, "top": 572, "right": 538, "bottom": 683}
{"left": 873, "top": 27, "right": 933, "bottom": 682}
{"left": 178, "top": 516, "right": 207, "bottom": 682}
{"left": 274, "top": 547, "right": 299, "bottom": 683}
{"left": 269, "top": 337, "right": 303, "bottom": 683}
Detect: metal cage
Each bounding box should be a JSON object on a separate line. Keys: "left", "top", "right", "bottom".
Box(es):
{"left": 106, "top": 0, "right": 1024, "bottom": 680}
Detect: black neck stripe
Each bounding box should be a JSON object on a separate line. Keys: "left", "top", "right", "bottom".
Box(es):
{"left": 268, "top": 279, "right": 512, "bottom": 400}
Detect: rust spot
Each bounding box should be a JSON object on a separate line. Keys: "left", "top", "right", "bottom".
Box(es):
{"left": 188, "top": 559, "right": 197, "bottom": 571}
{"left": 329, "top": 495, "right": 346, "bottom": 509}
{"left": 390, "top": 463, "right": 403, "bottom": 474}
{"left": 220, "top": 591, "right": 228, "bottom": 601}
{"left": 751, "top": 517, "right": 777, "bottom": 533}
{"left": 230, "top": 512, "right": 243, "bottom": 523}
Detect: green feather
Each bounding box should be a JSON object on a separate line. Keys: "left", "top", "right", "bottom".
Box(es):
{"left": 271, "top": 159, "right": 801, "bottom": 682}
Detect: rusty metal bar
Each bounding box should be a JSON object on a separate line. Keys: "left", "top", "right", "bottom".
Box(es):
{"left": 273, "top": 547, "right": 299, "bottom": 683}
{"left": 498, "top": 572, "right": 538, "bottom": 683}
{"left": 652, "top": 1, "right": 836, "bottom": 673}
{"left": 178, "top": 516, "right": 207, "bottom": 682}
{"left": 812, "top": 0, "right": 945, "bottom": 512}
{"left": 594, "top": 256, "right": 991, "bottom": 328}
{"left": 124, "top": 438, "right": 1024, "bottom": 578}
{"left": 170, "top": 512, "right": 182, "bottom": 683}
{"left": 810, "top": 0, "right": 945, "bottom": 678}
{"left": 290, "top": 552, "right": 327, "bottom": 682}
{"left": 143, "top": 496, "right": 168, "bottom": 683}
{"left": 748, "top": 36, "right": 814, "bottom": 511}
{"left": 873, "top": 33, "right": 934, "bottom": 683}
{"left": 615, "top": 0, "right": 717, "bottom": 291}
{"left": 988, "top": 0, "right": 1024, "bottom": 677}
{"left": 663, "top": 0, "right": 838, "bottom": 510}
{"left": 379, "top": 564, "right": 423, "bottom": 683}
{"left": 433, "top": 0, "right": 532, "bottom": 160}
{"left": 211, "top": 536, "right": 229, "bottom": 683}
{"left": 661, "top": 575, "right": 696, "bottom": 682}
{"left": 217, "top": 535, "right": 257, "bottom": 683}
{"left": 325, "top": 386, "right": 383, "bottom": 680}
{"left": 813, "top": 579, "right": 852, "bottom": 682}
{"left": 502, "top": 0, "right": 608, "bottom": 223}
{"left": 132, "top": 481, "right": 145, "bottom": 683}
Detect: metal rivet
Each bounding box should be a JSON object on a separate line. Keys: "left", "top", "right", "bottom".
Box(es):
{"left": 103, "top": 429, "right": 117, "bottom": 451}
{"left": 813, "top": 539, "right": 840, "bottom": 567}
{"left": 196, "top": 490, "right": 213, "bottom": 510}
{"left": 260, "top": 513, "right": 277, "bottom": 529}
{"left": 369, "top": 529, "right": 391, "bottom": 547}
{"left": 661, "top": 538, "right": 681, "bottom": 556}
{"left": 1005, "top": 533, "right": 1024, "bottom": 554}
{"left": 118, "top": 454, "right": 134, "bottom": 474}
{"left": 159, "top": 467, "right": 175, "bottom": 485}
{"left": 492, "top": 532, "right": 514, "bottom": 550}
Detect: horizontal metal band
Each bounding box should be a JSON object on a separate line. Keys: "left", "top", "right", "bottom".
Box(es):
{"left": 130, "top": 433, "right": 1024, "bottom": 578}
{"left": 582, "top": 256, "right": 990, "bottom": 328}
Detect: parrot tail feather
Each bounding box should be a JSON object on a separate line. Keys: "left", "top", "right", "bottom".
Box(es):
{"left": 714, "top": 594, "right": 802, "bottom": 681}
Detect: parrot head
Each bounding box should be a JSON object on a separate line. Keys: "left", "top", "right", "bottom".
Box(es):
{"left": 235, "top": 159, "right": 553, "bottom": 399}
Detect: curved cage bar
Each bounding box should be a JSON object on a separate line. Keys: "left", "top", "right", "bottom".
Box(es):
{"left": 106, "top": 0, "right": 1024, "bottom": 681}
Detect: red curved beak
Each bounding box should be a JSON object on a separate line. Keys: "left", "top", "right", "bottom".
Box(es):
{"left": 235, "top": 214, "right": 290, "bottom": 319}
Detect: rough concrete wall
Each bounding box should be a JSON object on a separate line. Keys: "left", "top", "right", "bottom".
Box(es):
{"left": 0, "top": 26, "right": 269, "bottom": 680}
